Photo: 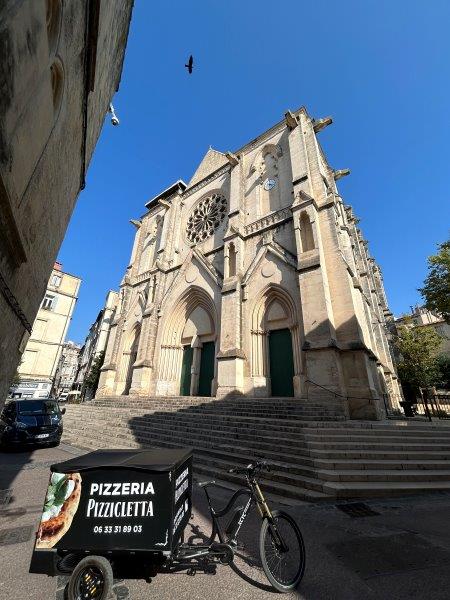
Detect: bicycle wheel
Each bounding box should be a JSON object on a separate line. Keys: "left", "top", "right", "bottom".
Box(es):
{"left": 259, "top": 510, "right": 305, "bottom": 593}
{"left": 67, "top": 555, "right": 113, "bottom": 600}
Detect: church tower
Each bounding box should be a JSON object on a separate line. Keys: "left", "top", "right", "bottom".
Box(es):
{"left": 97, "top": 107, "right": 401, "bottom": 420}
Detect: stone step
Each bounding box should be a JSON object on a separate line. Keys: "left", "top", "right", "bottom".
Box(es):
{"left": 66, "top": 422, "right": 312, "bottom": 456}
{"left": 70, "top": 402, "right": 448, "bottom": 424}
{"left": 62, "top": 403, "right": 450, "bottom": 501}
{"left": 70, "top": 409, "right": 346, "bottom": 425}
{"left": 90, "top": 408, "right": 346, "bottom": 421}
{"left": 95, "top": 395, "right": 345, "bottom": 405}
{"left": 306, "top": 440, "right": 450, "bottom": 451}
{"left": 69, "top": 415, "right": 450, "bottom": 451}
{"left": 308, "top": 448, "right": 450, "bottom": 460}
{"left": 69, "top": 406, "right": 450, "bottom": 433}
{"left": 91, "top": 398, "right": 346, "bottom": 413}
{"left": 65, "top": 430, "right": 450, "bottom": 499}
{"left": 66, "top": 420, "right": 450, "bottom": 463}
{"left": 63, "top": 426, "right": 450, "bottom": 484}
{"left": 321, "top": 480, "right": 450, "bottom": 499}
{"left": 62, "top": 431, "right": 328, "bottom": 499}
{"left": 312, "top": 458, "right": 450, "bottom": 471}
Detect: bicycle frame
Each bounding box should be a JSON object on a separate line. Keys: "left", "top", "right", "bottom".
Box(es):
{"left": 173, "top": 473, "right": 288, "bottom": 564}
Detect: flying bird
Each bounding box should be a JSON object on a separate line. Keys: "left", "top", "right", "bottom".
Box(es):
{"left": 185, "top": 55, "right": 193, "bottom": 74}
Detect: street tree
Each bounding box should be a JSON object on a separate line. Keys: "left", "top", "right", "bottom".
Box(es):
{"left": 419, "top": 239, "right": 450, "bottom": 323}
{"left": 395, "top": 321, "right": 441, "bottom": 395}
{"left": 83, "top": 352, "right": 105, "bottom": 398}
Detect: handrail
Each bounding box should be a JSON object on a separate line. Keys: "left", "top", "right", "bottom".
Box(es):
{"left": 305, "top": 378, "right": 346, "bottom": 398}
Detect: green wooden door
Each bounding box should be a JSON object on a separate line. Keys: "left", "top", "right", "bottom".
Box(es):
{"left": 268, "top": 328, "right": 294, "bottom": 397}
{"left": 198, "top": 341, "right": 215, "bottom": 397}
{"left": 180, "top": 345, "right": 193, "bottom": 396}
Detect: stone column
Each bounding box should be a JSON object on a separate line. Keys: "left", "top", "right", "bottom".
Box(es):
{"left": 190, "top": 338, "right": 202, "bottom": 396}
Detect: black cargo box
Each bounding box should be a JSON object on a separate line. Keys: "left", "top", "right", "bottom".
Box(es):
{"left": 30, "top": 448, "right": 193, "bottom": 575}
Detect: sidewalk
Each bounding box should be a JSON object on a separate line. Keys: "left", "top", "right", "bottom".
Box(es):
{"left": 2, "top": 443, "right": 450, "bottom": 599}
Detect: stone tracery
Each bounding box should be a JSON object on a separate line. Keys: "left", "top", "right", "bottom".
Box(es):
{"left": 186, "top": 193, "right": 227, "bottom": 244}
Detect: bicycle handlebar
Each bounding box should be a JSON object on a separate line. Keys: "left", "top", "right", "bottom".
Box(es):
{"left": 228, "top": 460, "right": 272, "bottom": 476}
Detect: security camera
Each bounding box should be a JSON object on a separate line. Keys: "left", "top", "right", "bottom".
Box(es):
{"left": 108, "top": 103, "right": 120, "bottom": 126}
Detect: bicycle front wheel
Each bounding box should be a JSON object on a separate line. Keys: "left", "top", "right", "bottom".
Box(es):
{"left": 259, "top": 510, "right": 305, "bottom": 593}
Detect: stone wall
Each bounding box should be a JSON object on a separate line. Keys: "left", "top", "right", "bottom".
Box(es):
{"left": 0, "top": 0, "right": 133, "bottom": 406}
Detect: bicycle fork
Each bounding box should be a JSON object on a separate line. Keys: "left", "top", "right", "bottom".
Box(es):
{"left": 253, "top": 481, "right": 289, "bottom": 553}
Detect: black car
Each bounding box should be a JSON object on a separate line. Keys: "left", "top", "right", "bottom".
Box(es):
{"left": 0, "top": 399, "right": 65, "bottom": 448}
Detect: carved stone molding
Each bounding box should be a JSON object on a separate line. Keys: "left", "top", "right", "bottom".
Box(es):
{"left": 243, "top": 207, "right": 292, "bottom": 237}
{"left": 183, "top": 165, "right": 230, "bottom": 199}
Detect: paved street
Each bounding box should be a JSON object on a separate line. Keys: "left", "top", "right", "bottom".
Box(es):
{"left": 2, "top": 442, "right": 450, "bottom": 600}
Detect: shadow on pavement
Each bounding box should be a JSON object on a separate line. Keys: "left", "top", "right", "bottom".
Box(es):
{"left": 187, "top": 483, "right": 293, "bottom": 596}
{"left": 0, "top": 447, "right": 35, "bottom": 507}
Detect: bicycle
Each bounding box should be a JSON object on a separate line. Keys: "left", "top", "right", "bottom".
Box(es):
{"left": 174, "top": 459, "right": 306, "bottom": 593}
{"left": 43, "top": 456, "right": 305, "bottom": 599}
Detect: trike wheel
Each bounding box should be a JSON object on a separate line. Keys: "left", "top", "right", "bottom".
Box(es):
{"left": 67, "top": 555, "right": 113, "bottom": 600}
{"left": 259, "top": 510, "right": 305, "bottom": 593}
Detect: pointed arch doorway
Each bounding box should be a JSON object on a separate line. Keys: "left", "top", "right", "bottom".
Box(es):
{"left": 158, "top": 287, "right": 217, "bottom": 397}
{"left": 180, "top": 305, "right": 216, "bottom": 397}
{"left": 251, "top": 285, "right": 302, "bottom": 397}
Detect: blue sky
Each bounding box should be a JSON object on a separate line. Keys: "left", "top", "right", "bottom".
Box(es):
{"left": 60, "top": 0, "right": 450, "bottom": 344}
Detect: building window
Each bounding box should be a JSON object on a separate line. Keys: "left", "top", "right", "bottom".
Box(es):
{"left": 42, "top": 294, "right": 56, "bottom": 310}
{"left": 229, "top": 243, "right": 237, "bottom": 277}
{"left": 186, "top": 193, "right": 228, "bottom": 244}
{"left": 51, "top": 274, "right": 62, "bottom": 287}
{"left": 300, "top": 212, "right": 315, "bottom": 252}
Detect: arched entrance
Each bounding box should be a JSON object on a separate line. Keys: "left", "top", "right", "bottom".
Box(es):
{"left": 250, "top": 285, "right": 302, "bottom": 397}
{"left": 179, "top": 305, "right": 216, "bottom": 396}
{"left": 158, "top": 287, "right": 217, "bottom": 397}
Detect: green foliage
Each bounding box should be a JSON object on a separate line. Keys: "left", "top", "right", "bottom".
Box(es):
{"left": 395, "top": 322, "right": 441, "bottom": 392}
{"left": 436, "top": 354, "right": 450, "bottom": 389}
{"left": 419, "top": 239, "right": 450, "bottom": 323}
{"left": 84, "top": 351, "right": 105, "bottom": 395}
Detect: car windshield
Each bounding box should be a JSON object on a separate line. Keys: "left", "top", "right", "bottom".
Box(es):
{"left": 17, "top": 400, "right": 59, "bottom": 415}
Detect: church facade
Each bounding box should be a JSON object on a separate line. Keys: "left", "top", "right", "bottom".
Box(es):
{"left": 97, "top": 107, "right": 401, "bottom": 420}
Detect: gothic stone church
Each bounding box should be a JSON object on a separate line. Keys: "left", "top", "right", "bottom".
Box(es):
{"left": 97, "top": 107, "right": 401, "bottom": 420}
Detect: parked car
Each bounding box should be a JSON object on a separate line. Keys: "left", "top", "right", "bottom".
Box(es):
{"left": 58, "top": 390, "right": 81, "bottom": 403}
{"left": 0, "top": 399, "right": 65, "bottom": 448}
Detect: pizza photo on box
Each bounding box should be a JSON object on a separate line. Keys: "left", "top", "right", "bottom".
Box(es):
{"left": 36, "top": 472, "right": 82, "bottom": 549}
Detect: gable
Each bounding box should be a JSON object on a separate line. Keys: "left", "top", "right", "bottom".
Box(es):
{"left": 188, "top": 148, "right": 228, "bottom": 187}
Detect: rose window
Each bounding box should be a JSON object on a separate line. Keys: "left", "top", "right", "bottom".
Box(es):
{"left": 186, "top": 193, "right": 227, "bottom": 243}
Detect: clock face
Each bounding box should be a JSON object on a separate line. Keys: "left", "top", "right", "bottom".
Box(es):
{"left": 263, "top": 178, "right": 276, "bottom": 191}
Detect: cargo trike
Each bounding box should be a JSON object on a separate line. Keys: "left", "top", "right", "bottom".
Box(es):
{"left": 30, "top": 448, "right": 305, "bottom": 599}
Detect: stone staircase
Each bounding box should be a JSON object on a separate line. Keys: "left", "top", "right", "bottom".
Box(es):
{"left": 62, "top": 396, "right": 450, "bottom": 502}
